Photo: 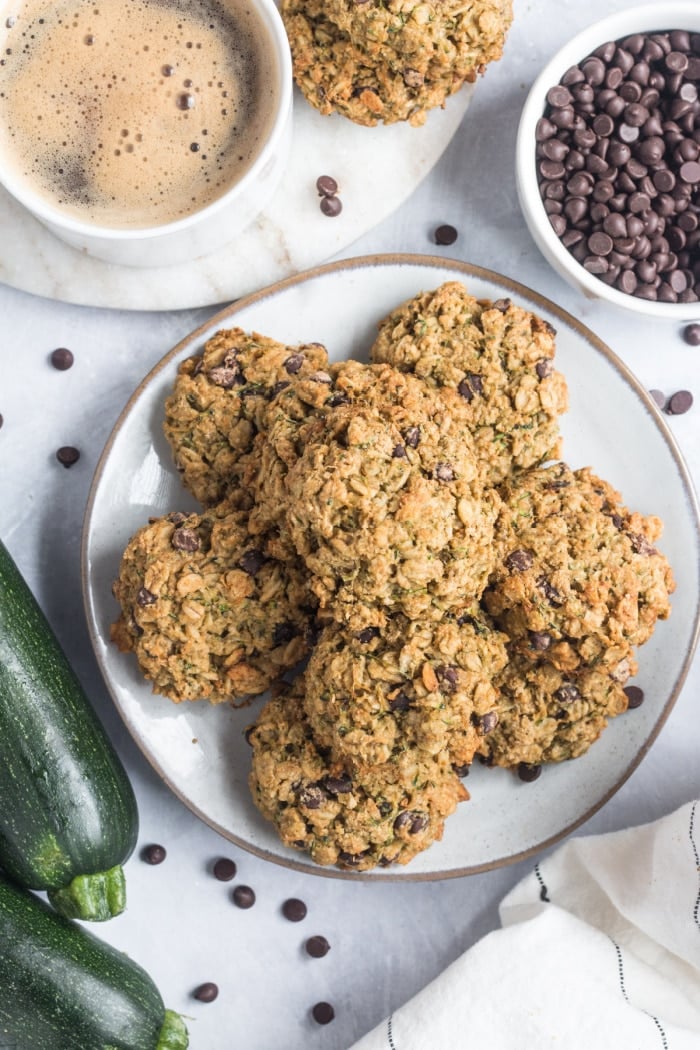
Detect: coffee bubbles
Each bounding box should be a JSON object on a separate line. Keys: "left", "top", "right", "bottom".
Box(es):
{"left": 0, "top": 0, "right": 278, "bottom": 227}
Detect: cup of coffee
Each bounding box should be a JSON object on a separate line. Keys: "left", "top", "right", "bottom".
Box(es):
{"left": 0, "top": 0, "right": 292, "bottom": 266}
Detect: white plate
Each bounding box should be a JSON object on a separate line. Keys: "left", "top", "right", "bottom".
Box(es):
{"left": 0, "top": 84, "right": 473, "bottom": 311}
{"left": 82, "top": 254, "right": 700, "bottom": 880}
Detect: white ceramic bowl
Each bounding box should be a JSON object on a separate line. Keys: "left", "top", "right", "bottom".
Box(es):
{"left": 516, "top": 3, "right": 700, "bottom": 319}
{"left": 0, "top": 0, "right": 292, "bottom": 268}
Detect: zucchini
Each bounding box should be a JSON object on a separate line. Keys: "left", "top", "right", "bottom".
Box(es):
{"left": 0, "top": 537, "right": 138, "bottom": 921}
{"left": 0, "top": 872, "right": 188, "bottom": 1049}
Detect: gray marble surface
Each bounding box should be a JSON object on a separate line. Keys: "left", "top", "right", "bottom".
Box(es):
{"left": 1, "top": 1, "right": 700, "bottom": 1048}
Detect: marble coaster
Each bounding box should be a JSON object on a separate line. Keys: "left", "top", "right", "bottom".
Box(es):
{"left": 0, "top": 85, "right": 474, "bottom": 312}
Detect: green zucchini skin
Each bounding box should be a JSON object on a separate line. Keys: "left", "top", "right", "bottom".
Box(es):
{"left": 0, "top": 538, "right": 139, "bottom": 906}
{"left": 0, "top": 873, "right": 188, "bottom": 1050}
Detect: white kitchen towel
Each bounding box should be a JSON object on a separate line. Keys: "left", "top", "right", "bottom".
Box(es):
{"left": 350, "top": 799, "right": 700, "bottom": 1049}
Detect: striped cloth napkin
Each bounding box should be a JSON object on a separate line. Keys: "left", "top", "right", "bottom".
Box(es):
{"left": 350, "top": 800, "right": 700, "bottom": 1049}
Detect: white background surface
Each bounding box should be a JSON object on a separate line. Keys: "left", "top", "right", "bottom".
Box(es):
{"left": 1, "top": 1, "right": 700, "bottom": 1048}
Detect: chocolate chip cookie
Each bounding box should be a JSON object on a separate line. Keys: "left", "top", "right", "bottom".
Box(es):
{"left": 248, "top": 680, "right": 468, "bottom": 871}
{"left": 370, "top": 282, "right": 569, "bottom": 484}
{"left": 110, "top": 502, "right": 314, "bottom": 704}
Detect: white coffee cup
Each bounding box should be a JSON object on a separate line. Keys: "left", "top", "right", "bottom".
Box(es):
{"left": 0, "top": 0, "right": 292, "bottom": 268}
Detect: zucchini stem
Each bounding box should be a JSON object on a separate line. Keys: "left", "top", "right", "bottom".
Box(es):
{"left": 47, "top": 864, "right": 126, "bottom": 921}
{"left": 157, "top": 1010, "right": 190, "bottom": 1049}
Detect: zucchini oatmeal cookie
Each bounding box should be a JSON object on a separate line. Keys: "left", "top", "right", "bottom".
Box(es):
{"left": 110, "top": 502, "right": 315, "bottom": 705}
{"left": 162, "top": 328, "right": 329, "bottom": 506}
{"left": 484, "top": 654, "right": 630, "bottom": 768}
{"left": 303, "top": 608, "right": 508, "bottom": 771}
{"left": 282, "top": 0, "right": 512, "bottom": 127}
{"left": 248, "top": 680, "right": 468, "bottom": 871}
{"left": 370, "top": 281, "right": 569, "bottom": 485}
{"left": 283, "top": 401, "right": 501, "bottom": 619}
{"left": 483, "top": 463, "right": 675, "bottom": 672}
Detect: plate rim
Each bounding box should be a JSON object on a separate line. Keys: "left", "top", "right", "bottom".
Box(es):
{"left": 81, "top": 252, "right": 700, "bottom": 881}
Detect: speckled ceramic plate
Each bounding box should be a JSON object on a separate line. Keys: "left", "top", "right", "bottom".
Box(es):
{"left": 82, "top": 254, "right": 700, "bottom": 880}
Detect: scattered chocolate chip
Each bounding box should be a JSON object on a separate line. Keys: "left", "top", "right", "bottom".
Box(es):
{"left": 305, "top": 935, "right": 330, "bottom": 958}
{"left": 505, "top": 549, "right": 533, "bottom": 572}
{"left": 320, "top": 195, "right": 342, "bottom": 217}
{"left": 207, "top": 365, "right": 240, "bottom": 388}
{"left": 312, "top": 1002, "right": 335, "bottom": 1025}
{"left": 537, "top": 575, "right": 564, "bottom": 606}
{"left": 355, "top": 626, "right": 380, "bottom": 643}
{"left": 316, "top": 174, "right": 338, "bottom": 197}
{"left": 403, "top": 425, "right": 421, "bottom": 447}
{"left": 239, "top": 549, "right": 265, "bottom": 575}
{"left": 536, "top": 358, "right": 554, "bottom": 378}
{"left": 529, "top": 631, "right": 552, "bottom": 651}
{"left": 284, "top": 352, "right": 304, "bottom": 374}
{"left": 629, "top": 531, "right": 657, "bottom": 555}
{"left": 323, "top": 774, "right": 353, "bottom": 795}
{"left": 434, "top": 223, "right": 458, "bottom": 246}
{"left": 434, "top": 462, "right": 455, "bottom": 482}
{"left": 282, "top": 898, "right": 307, "bottom": 922}
{"left": 310, "top": 370, "right": 333, "bottom": 384}
{"left": 624, "top": 685, "right": 645, "bottom": 708}
{"left": 452, "top": 763, "right": 471, "bottom": 777}
{"left": 388, "top": 690, "right": 411, "bottom": 713}
{"left": 50, "top": 347, "right": 74, "bottom": 370}
{"left": 392, "top": 444, "right": 407, "bottom": 458}
{"left": 518, "top": 762, "right": 543, "bottom": 782}
{"left": 56, "top": 446, "right": 80, "bottom": 468}
{"left": 435, "top": 665, "right": 459, "bottom": 691}
{"left": 193, "top": 982, "right": 219, "bottom": 1003}
{"left": 475, "top": 710, "right": 499, "bottom": 734}
{"left": 232, "top": 885, "right": 256, "bottom": 909}
{"left": 213, "top": 858, "right": 237, "bottom": 881}
{"left": 172, "top": 527, "right": 200, "bottom": 552}
{"left": 666, "top": 389, "right": 694, "bottom": 414}
{"left": 393, "top": 810, "right": 429, "bottom": 834}
{"left": 136, "top": 587, "right": 157, "bottom": 606}
{"left": 141, "top": 844, "right": 167, "bottom": 865}
{"left": 683, "top": 323, "right": 700, "bottom": 345}
{"left": 649, "top": 388, "right": 667, "bottom": 408}
{"left": 338, "top": 851, "right": 367, "bottom": 867}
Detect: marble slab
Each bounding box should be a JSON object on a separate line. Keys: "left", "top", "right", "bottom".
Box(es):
{"left": 0, "top": 83, "right": 474, "bottom": 312}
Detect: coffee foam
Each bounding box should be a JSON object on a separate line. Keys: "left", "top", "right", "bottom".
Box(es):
{"left": 0, "top": 0, "right": 278, "bottom": 227}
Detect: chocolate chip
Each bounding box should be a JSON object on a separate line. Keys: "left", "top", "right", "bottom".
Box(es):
{"left": 207, "top": 365, "right": 240, "bottom": 388}
{"left": 282, "top": 898, "right": 307, "bottom": 922}
{"left": 683, "top": 324, "right": 700, "bottom": 345}
{"left": 475, "top": 711, "right": 499, "bottom": 734}
{"left": 537, "top": 575, "right": 564, "bottom": 607}
{"left": 518, "top": 762, "right": 543, "bottom": 782}
{"left": 172, "top": 527, "right": 200, "bottom": 552}
{"left": 553, "top": 683, "right": 580, "bottom": 704}
{"left": 649, "top": 388, "right": 667, "bottom": 408}
{"left": 393, "top": 810, "right": 429, "bottom": 834}
{"left": 536, "top": 358, "right": 554, "bottom": 378}
{"left": 232, "top": 885, "right": 256, "bottom": 909}
{"left": 338, "top": 851, "right": 367, "bottom": 867}
{"left": 306, "top": 935, "right": 330, "bottom": 958}
{"left": 283, "top": 352, "right": 304, "bottom": 374}
{"left": 392, "top": 444, "right": 407, "bottom": 458}
{"left": 193, "top": 982, "right": 219, "bottom": 1003}
{"left": 56, "top": 446, "right": 80, "bottom": 468}
{"left": 505, "top": 549, "right": 533, "bottom": 572}
{"left": 434, "top": 223, "right": 458, "bottom": 245}
{"left": 239, "top": 549, "right": 265, "bottom": 575}
{"left": 136, "top": 587, "right": 157, "bottom": 606}
{"left": 323, "top": 774, "right": 353, "bottom": 795}
{"left": 50, "top": 347, "right": 74, "bottom": 370}
{"left": 320, "top": 195, "right": 342, "bottom": 217}
{"left": 142, "top": 844, "right": 166, "bottom": 865}
{"left": 452, "top": 763, "right": 471, "bottom": 777}
{"left": 457, "top": 372, "right": 484, "bottom": 401}
{"left": 529, "top": 631, "right": 552, "bottom": 651}
{"left": 434, "top": 462, "right": 455, "bottom": 483}
{"left": 316, "top": 174, "right": 338, "bottom": 197}
{"left": 388, "top": 690, "right": 411, "bottom": 713}
{"left": 435, "top": 665, "right": 459, "bottom": 691}
{"left": 213, "top": 858, "right": 237, "bottom": 881}
{"left": 312, "top": 1002, "right": 335, "bottom": 1025}
{"left": 666, "top": 389, "right": 694, "bottom": 414}
{"left": 403, "top": 426, "right": 421, "bottom": 447}
{"left": 624, "top": 685, "right": 645, "bottom": 708}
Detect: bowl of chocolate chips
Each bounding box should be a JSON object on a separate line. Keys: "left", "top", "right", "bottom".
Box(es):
{"left": 516, "top": 3, "right": 700, "bottom": 316}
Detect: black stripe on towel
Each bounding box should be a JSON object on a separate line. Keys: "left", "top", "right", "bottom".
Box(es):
{"left": 690, "top": 799, "right": 700, "bottom": 931}
{"left": 610, "top": 938, "right": 668, "bottom": 1049}
{"left": 534, "top": 861, "right": 550, "bottom": 902}
{"left": 387, "top": 1014, "right": 397, "bottom": 1050}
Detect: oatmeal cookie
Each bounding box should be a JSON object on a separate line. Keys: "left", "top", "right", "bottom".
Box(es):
{"left": 248, "top": 681, "right": 468, "bottom": 871}
{"left": 110, "top": 503, "right": 314, "bottom": 704}
{"left": 483, "top": 463, "right": 675, "bottom": 671}
{"left": 282, "top": 0, "right": 511, "bottom": 127}
{"left": 303, "top": 608, "right": 508, "bottom": 770}
{"left": 162, "top": 328, "right": 329, "bottom": 506}
{"left": 370, "top": 282, "right": 568, "bottom": 485}
{"left": 485, "top": 654, "right": 630, "bottom": 767}
{"left": 284, "top": 402, "right": 500, "bottom": 619}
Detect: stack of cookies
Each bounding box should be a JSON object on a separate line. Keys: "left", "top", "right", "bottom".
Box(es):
{"left": 111, "top": 281, "right": 674, "bottom": 872}
{"left": 281, "top": 0, "right": 514, "bottom": 126}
